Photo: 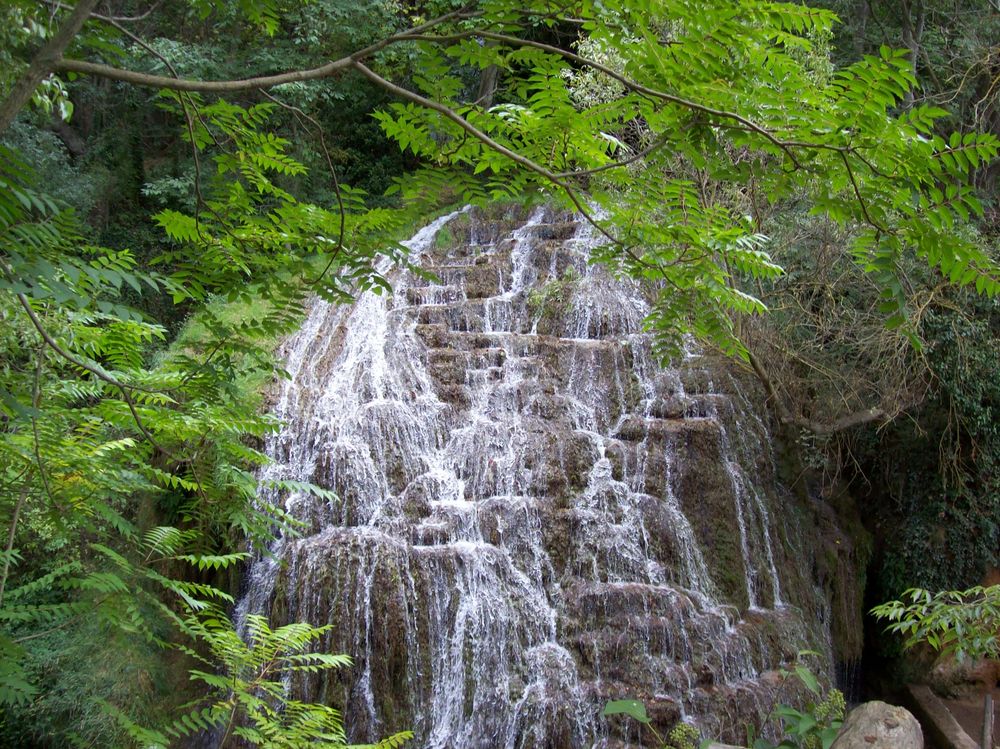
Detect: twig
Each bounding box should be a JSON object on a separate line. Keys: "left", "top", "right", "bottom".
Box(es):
{"left": 256, "top": 90, "right": 348, "bottom": 287}
{"left": 351, "top": 60, "right": 638, "bottom": 259}
{"left": 40, "top": 0, "right": 163, "bottom": 23}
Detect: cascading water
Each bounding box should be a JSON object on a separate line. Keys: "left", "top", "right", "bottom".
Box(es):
{"left": 239, "top": 205, "right": 833, "bottom": 747}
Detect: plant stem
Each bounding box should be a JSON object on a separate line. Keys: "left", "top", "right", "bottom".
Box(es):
{"left": 0, "top": 484, "right": 29, "bottom": 609}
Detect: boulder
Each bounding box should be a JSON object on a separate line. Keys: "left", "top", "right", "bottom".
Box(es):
{"left": 831, "top": 701, "right": 923, "bottom": 749}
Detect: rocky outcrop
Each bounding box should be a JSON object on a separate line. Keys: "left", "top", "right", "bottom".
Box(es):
{"left": 830, "top": 701, "right": 923, "bottom": 749}
{"left": 241, "top": 205, "right": 849, "bottom": 748}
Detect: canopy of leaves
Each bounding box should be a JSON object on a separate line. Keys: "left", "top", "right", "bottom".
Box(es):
{"left": 871, "top": 585, "right": 1000, "bottom": 662}
{"left": 1, "top": 0, "right": 998, "bottom": 744}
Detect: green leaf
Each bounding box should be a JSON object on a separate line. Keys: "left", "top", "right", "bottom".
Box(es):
{"left": 603, "top": 699, "right": 650, "bottom": 724}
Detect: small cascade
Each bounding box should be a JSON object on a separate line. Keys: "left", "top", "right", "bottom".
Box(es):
{"left": 239, "top": 205, "right": 832, "bottom": 748}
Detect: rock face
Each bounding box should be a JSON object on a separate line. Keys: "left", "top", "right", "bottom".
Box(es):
{"left": 830, "top": 701, "right": 923, "bottom": 749}
{"left": 239, "top": 205, "right": 842, "bottom": 748}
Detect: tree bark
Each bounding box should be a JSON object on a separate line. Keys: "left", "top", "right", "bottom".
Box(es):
{"left": 0, "top": 0, "right": 100, "bottom": 136}
{"left": 49, "top": 119, "right": 87, "bottom": 157}
{"left": 899, "top": 0, "right": 925, "bottom": 110}
{"left": 476, "top": 64, "right": 499, "bottom": 109}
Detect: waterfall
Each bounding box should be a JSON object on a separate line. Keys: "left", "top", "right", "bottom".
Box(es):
{"left": 238, "top": 205, "right": 831, "bottom": 747}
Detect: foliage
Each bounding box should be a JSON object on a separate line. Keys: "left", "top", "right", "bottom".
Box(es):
{"left": 754, "top": 684, "right": 845, "bottom": 749}
{"left": 371, "top": 0, "right": 999, "bottom": 360}
{"left": 871, "top": 585, "right": 1000, "bottom": 662}
{"left": 604, "top": 655, "right": 844, "bottom": 749}
{"left": 820, "top": 0, "right": 1000, "bottom": 156}
{"left": 2, "top": 0, "right": 999, "bottom": 745}
{"left": 109, "top": 606, "right": 413, "bottom": 748}
{"left": 852, "top": 294, "right": 1000, "bottom": 597}
{"left": 602, "top": 700, "right": 702, "bottom": 749}
{"left": 0, "top": 617, "right": 179, "bottom": 747}
{"left": 0, "top": 73, "right": 411, "bottom": 746}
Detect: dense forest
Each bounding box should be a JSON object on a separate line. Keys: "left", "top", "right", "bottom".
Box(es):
{"left": 0, "top": 1, "right": 997, "bottom": 747}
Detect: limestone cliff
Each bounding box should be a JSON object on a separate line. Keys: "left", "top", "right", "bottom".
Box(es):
{"left": 239, "top": 205, "right": 852, "bottom": 748}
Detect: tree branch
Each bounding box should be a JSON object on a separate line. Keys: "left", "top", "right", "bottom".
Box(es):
{"left": 14, "top": 293, "right": 179, "bottom": 459}
{"left": 400, "top": 29, "right": 808, "bottom": 168}
{"left": 351, "top": 60, "right": 636, "bottom": 258}
{"left": 55, "top": 55, "right": 355, "bottom": 93}
{"left": 40, "top": 0, "right": 163, "bottom": 24}
{"left": 747, "top": 347, "right": 886, "bottom": 435}
{"left": 0, "top": 0, "right": 101, "bottom": 135}
{"left": 51, "top": 7, "right": 479, "bottom": 94}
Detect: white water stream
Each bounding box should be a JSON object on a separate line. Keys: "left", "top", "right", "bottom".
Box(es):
{"left": 238, "top": 206, "right": 825, "bottom": 748}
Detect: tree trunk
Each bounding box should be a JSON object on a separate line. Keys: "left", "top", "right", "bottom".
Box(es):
{"left": 476, "top": 64, "right": 499, "bottom": 109}
{"left": 0, "top": 0, "right": 100, "bottom": 135}
{"left": 899, "top": 0, "right": 925, "bottom": 110}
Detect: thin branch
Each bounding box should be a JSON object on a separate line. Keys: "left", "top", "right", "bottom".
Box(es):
{"left": 256, "top": 89, "right": 348, "bottom": 288}
{"left": 0, "top": 486, "right": 29, "bottom": 609}
{"left": 400, "top": 29, "right": 808, "bottom": 168}
{"left": 553, "top": 133, "right": 670, "bottom": 179}
{"left": 746, "top": 347, "right": 887, "bottom": 435}
{"left": 29, "top": 346, "right": 59, "bottom": 513}
{"left": 351, "top": 60, "right": 636, "bottom": 258}
{"left": 14, "top": 293, "right": 179, "bottom": 459}
{"left": 93, "top": 10, "right": 212, "bottom": 229}
{"left": 839, "top": 151, "right": 889, "bottom": 234}
{"left": 0, "top": 346, "right": 49, "bottom": 607}
{"left": 56, "top": 57, "right": 354, "bottom": 94}
{"left": 11, "top": 593, "right": 113, "bottom": 644}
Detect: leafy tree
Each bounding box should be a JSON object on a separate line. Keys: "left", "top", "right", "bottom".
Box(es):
{"left": 1, "top": 0, "right": 999, "bottom": 745}
{"left": 872, "top": 585, "right": 1000, "bottom": 748}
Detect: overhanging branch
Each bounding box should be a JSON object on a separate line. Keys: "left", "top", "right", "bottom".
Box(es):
{"left": 50, "top": 7, "right": 479, "bottom": 94}
{"left": 747, "top": 348, "right": 887, "bottom": 435}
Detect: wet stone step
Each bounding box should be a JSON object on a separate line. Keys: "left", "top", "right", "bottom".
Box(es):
{"left": 683, "top": 394, "right": 731, "bottom": 419}
{"left": 407, "top": 264, "right": 472, "bottom": 284}
{"left": 462, "top": 366, "right": 504, "bottom": 385}
{"left": 570, "top": 623, "right": 697, "bottom": 666}
{"left": 431, "top": 213, "right": 528, "bottom": 250}
{"left": 403, "top": 285, "right": 464, "bottom": 306}
{"left": 613, "top": 414, "right": 721, "bottom": 442}
{"left": 529, "top": 241, "right": 589, "bottom": 276}
{"left": 415, "top": 303, "right": 535, "bottom": 335}
{"left": 565, "top": 579, "right": 702, "bottom": 607}
{"left": 415, "top": 302, "right": 486, "bottom": 330}
{"left": 409, "top": 540, "right": 504, "bottom": 561}
{"left": 529, "top": 221, "right": 581, "bottom": 241}
{"left": 427, "top": 346, "right": 507, "bottom": 369}
{"left": 414, "top": 259, "right": 513, "bottom": 297}
{"left": 432, "top": 384, "right": 471, "bottom": 408}
{"left": 414, "top": 325, "right": 502, "bottom": 350}
{"left": 465, "top": 262, "right": 509, "bottom": 299}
